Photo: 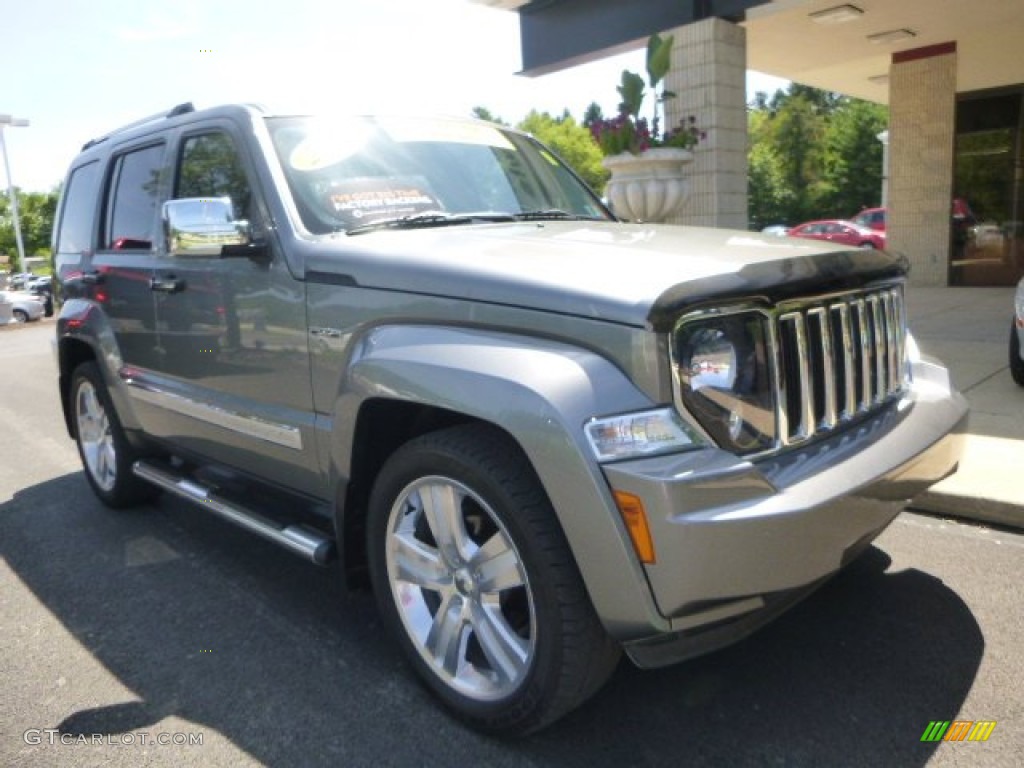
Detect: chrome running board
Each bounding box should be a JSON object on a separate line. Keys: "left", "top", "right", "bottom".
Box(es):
{"left": 132, "top": 460, "right": 335, "bottom": 565}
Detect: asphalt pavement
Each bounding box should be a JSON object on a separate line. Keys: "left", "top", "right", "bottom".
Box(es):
{"left": 1, "top": 308, "right": 1021, "bottom": 767}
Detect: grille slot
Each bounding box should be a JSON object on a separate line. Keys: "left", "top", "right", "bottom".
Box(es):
{"left": 777, "top": 287, "right": 906, "bottom": 445}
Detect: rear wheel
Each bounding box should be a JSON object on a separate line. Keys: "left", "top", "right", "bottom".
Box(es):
{"left": 71, "top": 362, "right": 158, "bottom": 508}
{"left": 1010, "top": 321, "right": 1024, "bottom": 386}
{"left": 367, "top": 424, "right": 619, "bottom": 735}
{"left": 13, "top": 308, "right": 27, "bottom": 323}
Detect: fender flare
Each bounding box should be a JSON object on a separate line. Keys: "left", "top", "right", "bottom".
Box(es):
{"left": 56, "top": 298, "right": 145, "bottom": 436}
{"left": 332, "top": 324, "right": 673, "bottom": 637}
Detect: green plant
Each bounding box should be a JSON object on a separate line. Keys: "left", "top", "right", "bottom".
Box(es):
{"left": 589, "top": 34, "right": 704, "bottom": 156}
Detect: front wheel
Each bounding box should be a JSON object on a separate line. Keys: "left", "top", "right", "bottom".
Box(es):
{"left": 367, "top": 424, "right": 619, "bottom": 735}
{"left": 13, "top": 308, "right": 28, "bottom": 323}
{"left": 1010, "top": 321, "right": 1024, "bottom": 386}
{"left": 71, "top": 362, "right": 158, "bottom": 508}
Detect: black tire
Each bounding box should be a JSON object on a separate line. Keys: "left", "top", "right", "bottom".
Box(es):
{"left": 13, "top": 308, "right": 27, "bottom": 323}
{"left": 70, "top": 362, "right": 158, "bottom": 508}
{"left": 366, "top": 424, "right": 620, "bottom": 735}
{"left": 1011, "top": 321, "right": 1024, "bottom": 387}
{"left": 859, "top": 241, "right": 876, "bottom": 249}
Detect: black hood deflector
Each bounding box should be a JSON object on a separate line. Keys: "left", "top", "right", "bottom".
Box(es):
{"left": 648, "top": 249, "right": 909, "bottom": 331}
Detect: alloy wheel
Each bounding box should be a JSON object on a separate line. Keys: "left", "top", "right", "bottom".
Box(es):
{"left": 384, "top": 475, "right": 536, "bottom": 701}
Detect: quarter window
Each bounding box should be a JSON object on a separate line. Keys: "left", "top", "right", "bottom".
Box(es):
{"left": 55, "top": 161, "right": 100, "bottom": 255}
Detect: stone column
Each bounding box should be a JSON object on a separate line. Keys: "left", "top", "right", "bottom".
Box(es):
{"left": 876, "top": 130, "right": 889, "bottom": 207}
{"left": 662, "top": 17, "right": 748, "bottom": 230}
{"left": 888, "top": 43, "right": 957, "bottom": 286}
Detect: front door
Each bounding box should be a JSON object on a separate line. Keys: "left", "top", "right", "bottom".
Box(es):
{"left": 141, "top": 124, "right": 321, "bottom": 496}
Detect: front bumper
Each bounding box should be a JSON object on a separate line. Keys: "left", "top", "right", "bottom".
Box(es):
{"left": 601, "top": 357, "right": 968, "bottom": 668}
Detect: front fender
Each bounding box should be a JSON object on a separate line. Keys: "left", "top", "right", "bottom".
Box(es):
{"left": 333, "top": 324, "right": 673, "bottom": 638}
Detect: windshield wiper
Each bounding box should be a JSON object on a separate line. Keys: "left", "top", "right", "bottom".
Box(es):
{"left": 345, "top": 210, "right": 516, "bottom": 236}
{"left": 513, "top": 209, "right": 604, "bottom": 222}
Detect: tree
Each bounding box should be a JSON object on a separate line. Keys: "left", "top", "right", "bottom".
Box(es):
{"left": 819, "top": 98, "right": 888, "bottom": 217}
{"left": 748, "top": 112, "right": 795, "bottom": 230}
{"left": 516, "top": 110, "right": 609, "bottom": 193}
{"left": 582, "top": 102, "right": 604, "bottom": 131}
{"left": 471, "top": 106, "right": 508, "bottom": 126}
{"left": 748, "top": 84, "right": 888, "bottom": 227}
{"left": 0, "top": 187, "right": 60, "bottom": 271}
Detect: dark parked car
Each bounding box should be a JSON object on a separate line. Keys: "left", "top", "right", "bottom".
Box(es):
{"left": 28, "top": 276, "right": 54, "bottom": 316}
{"left": 1011, "top": 277, "right": 1024, "bottom": 385}
{"left": 788, "top": 219, "right": 887, "bottom": 249}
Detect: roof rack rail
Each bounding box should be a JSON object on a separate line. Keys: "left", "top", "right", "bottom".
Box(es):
{"left": 81, "top": 102, "right": 196, "bottom": 151}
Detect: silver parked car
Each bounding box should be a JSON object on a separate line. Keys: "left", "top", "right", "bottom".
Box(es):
{"left": 54, "top": 103, "right": 968, "bottom": 734}
{"left": 0, "top": 293, "right": 13, "bottom": 325}
{"left": 1011, "top": 278, "right": 1024, "bottom": 385}
{"left": 0, "top": 290, "right": 44, "bottom": 323}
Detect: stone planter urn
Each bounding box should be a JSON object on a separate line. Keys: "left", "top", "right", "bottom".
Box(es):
{"left": 602, "top": 147, "right": 693, "bottom": 223}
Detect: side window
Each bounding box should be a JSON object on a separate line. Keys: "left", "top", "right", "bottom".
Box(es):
{"left": 105, "top": 144, "right": 166, "bottom": 250}
{"left": 55, "top": 161, "right": 100, "bottom": 255}
{"left": 175, "top": 132, "right": 252, "bottom": 220}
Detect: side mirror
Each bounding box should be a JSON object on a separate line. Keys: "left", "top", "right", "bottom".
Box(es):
{"left": 163, "top": 197, "right": 255, "bottom": 257}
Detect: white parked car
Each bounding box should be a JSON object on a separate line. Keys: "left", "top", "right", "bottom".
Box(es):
{"left": 1012, "top": 278, "right": 1024, "bottom": 385}
{"left": 0, "top": 290, "right": 45, "bottom": 323}
{"left": 0, "top": 293, "right": 13, "bottom": 325}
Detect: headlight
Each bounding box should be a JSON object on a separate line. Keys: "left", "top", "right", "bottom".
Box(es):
{"left": 585, "top": 408, "right": 702, "bottom": 462}
{"left": 1015, "top": 279, "right": 1024, "bottom": 323}
{"left": 674, "top": 313, "right": 776, "bottom": 454}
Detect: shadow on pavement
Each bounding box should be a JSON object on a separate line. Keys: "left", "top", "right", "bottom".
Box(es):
{"left": 2, "top": 472, "right": 983, "bottom": 767}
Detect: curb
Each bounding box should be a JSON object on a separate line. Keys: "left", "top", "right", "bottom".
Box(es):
{"left": 911, "top": 491, "right": 1024, "bottom": 530}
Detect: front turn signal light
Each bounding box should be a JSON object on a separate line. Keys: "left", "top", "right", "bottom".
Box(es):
{"left": 614, "top": 490, "right": 656, "bottom": 565}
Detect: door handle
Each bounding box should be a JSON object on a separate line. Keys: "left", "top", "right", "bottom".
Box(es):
{"left": 150, "top": 275, "right": 186, "bottom": 293}
{"left": 81, "top": 269, "right": 105, "bottom": 285}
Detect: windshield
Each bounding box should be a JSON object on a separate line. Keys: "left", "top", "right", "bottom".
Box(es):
{"left": 266, "top": 115, "right": 611, "bottom": 234}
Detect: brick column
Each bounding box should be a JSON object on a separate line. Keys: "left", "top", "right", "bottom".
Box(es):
{"left": 888, "top": 43, "right": 957, "bottom": 286}
{"left": 662, "top": 17, "right": 748, "bottom": 229}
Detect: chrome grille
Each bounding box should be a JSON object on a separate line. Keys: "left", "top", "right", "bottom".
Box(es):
{"left": 776, "top": 286, "right": 907, "bottom": 445}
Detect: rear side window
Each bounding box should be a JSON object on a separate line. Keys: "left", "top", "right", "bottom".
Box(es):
{"left": 55, "top": 161, "right": 100, "bottom": 255}
{"left": 105, "top": 144, "right": 166, "bottom": 250}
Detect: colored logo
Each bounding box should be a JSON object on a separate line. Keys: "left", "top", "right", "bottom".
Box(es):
{"left": 921, "top": 720, "right": 996, "bottom": 742}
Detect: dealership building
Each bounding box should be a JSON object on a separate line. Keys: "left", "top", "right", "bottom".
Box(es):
{"left": 476, "top": 0, "right": 1024, "bottom": 287}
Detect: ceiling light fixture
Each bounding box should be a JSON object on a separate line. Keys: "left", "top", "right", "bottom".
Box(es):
{"left": 809, "top": 4, "right": 864, "bottom": 25}
{"left": 867, "top": 28, "right": 917, "bottom": 44}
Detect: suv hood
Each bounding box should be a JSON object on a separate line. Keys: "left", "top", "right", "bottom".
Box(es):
{"left": 305, "top": 221, "right": 907, "bottom": 329}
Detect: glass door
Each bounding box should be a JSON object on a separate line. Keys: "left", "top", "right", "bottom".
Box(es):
{"left": 952, "top": 90, "right": 1023, "bottom": 286}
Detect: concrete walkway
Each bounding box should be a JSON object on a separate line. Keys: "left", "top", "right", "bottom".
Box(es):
{"left": 903, "top": 285, "right": 1024, "bottom": 529}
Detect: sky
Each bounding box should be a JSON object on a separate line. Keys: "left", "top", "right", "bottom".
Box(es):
{"left": 0, "top": 0, "right": 789, "bottom": 193}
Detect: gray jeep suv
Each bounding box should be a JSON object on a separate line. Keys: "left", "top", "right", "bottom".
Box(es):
{"left": 54, "top": 102, "right": 967, "bottom": 735}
